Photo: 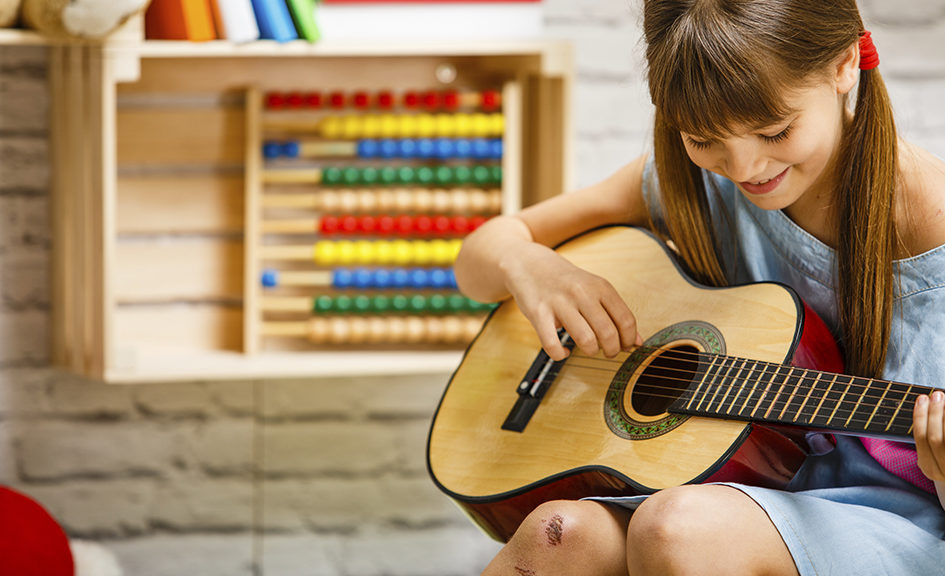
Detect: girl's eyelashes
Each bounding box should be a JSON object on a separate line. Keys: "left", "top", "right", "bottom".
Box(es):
{"left": 685, "top": 136, "right": 712, "bottom": 150}
{"left": 761, "top": 124, "right": 793, "bottom": 144}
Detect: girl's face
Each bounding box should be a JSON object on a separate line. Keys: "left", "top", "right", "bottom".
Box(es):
{"left": 680, "top": 79, "right": 849, "bottom": 212}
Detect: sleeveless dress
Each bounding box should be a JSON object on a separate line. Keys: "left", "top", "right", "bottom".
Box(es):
{"left": 588, "top": 160, "right": 945, "bottom": 575}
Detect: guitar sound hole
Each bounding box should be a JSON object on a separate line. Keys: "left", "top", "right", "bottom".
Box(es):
{"left": 632, "top": 345, "right": 700, "bottom": 416}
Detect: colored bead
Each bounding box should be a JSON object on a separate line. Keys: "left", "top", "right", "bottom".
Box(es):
{"left": 446, "top": 269, "right": 458, "bottom": 289}
{"left": 413, "top": 242, "right": 433, "bottom": 265}
{"left": 391, "top": 268, "right": 410, "bottom": 288}
{"left": 434, "top": 166, "right": 454, "bottom": 185}
{"left": 454, "top": 139, "right": 472, "bottom": 158}
{"left": 391, "top": 294, "right": 410, "bottom": 312}
{"left": 265, "top": 92, "right": 285, "bottom": 108}
{"left": 399, "top": 138, "right": 418, "bottom": 158}
{"left": 339, "top": 215, "right": 359, "bottom": 234}
{"left": 472, "top": 165, "right": 491, "bottom": 185}
{"left": 434, "top": 138, "right": 454, "bottom": 159}
{"left": 395, "top": 215, "right": 413, "bottom": 235}
{"left": 286, "top": 92, "right": 304, "bottom": 108}
{"left": 447, "top": 293, "right": 468, "bottom": 312}
{"left": 409, "top": 268, "right": 429, "bottom": 288}
{"left": 428, "top": 294, "right": 448, "bottom": 313}
{"left": 314, "top": 242, "right": 338, "bottom": 265}
{"left": 358, "top": 215, "right": 377, "bottom": 234}
{"left": 332, "top": 268, "right": 353, "bottom": 289}
{"left": 404, "top": 91, "right": 420, "bottom": 108}
{"left": 262, "top": 141, "right": 283, "bottom": 159}
{"left": 372, "top": 294, "right": 391, "bottom": 312}
{"left": 453, "top": 165, "right": 472, "bottom": 185}
{"left": 357, "top": 140, "right": 379, "bottom": 158}
{"left": 361, "top": 167, "right": 379, "bottom": 185}
{"left": 472, "top": 139, "right": 491, "bottom": 159}
{"left": 379, "top": 139, "right": 398, "bottom": 159}
{"left": 334, "top": 294, "right": 354, "bottom": 313}
{"left": 423, "top": 90, "right": 439, "bottom": 109}
{"left": 491, "top": 139, "right": 503, "bottom": 159}
{"left": 432, "top": 216, "right": 451, "bottom": 234}
{"left": 490, "top": 165, "right": 503, "bottom": 184}
{"left": 373, "top": 268, "right": 392, "bottom": 289}
{"left": 469, "top": 216, "right": 487, "bottom": 231}
{"left": 362, "top": 116, "right": 381, "bottom": 139}
{"left": 376, "top": 215, "right": 395, "bottom": 234}
{"left": 416, "top": 166, "right": 435, "bottom": 185}
{"left": 379, "top": 166, "right": 399, "bottom": 185}
{"left": 353, "top": 268, "right": 373, "bottom": 289}
{"left": 354, "top": 240, "right": 375, "bottom": 264}
{"left": 443, "top": 90, "right": 459, "bottom": 110}
{"left": 450, "top": 216, "right": 470, "bottom": 234}
{"left": 320, "top": 116, "right": 343, "bottom": 139}
{"left": 261, "top": 269, "right": 278, "bottom": 288}
{"left": 353, "top": 91, "right": 370, "bottom": 108}
{"left": 322, "top": 167, "right": 343, "bottom": 185}
{"left": 342, "top": 167, "right": 361, "bottom": 185}
{"left": 481, "top": 90, "right": 500, "bottom": 110}
{"left": 429, "top": 268, "right": 449, "bottom": 289}
{"left": 377, "top": 91, "right": 394, "bottom": 109}
{"left": 417, "top": 114, "right": 437, "bottom": 137}
{"left": 305, "top": 92, "right": 322, "bottom": 108}
{"left": 314, "top": 295, "right": 335, "bottom": 313}
{"left": 436, "top": 114, "right": 457, "bottom": 137}
{"left": 409, "top": 294, "right": 428, "bottom": 312}
{"left": 329, "top": 91, "right": 346, "bottom": 108}
{"left": 342, "top": 116, "right": 363, "bottom": 139}
{"left": 417, "top": 138, "right": 436, "bottom": 159}
{"left": 374, "top": 240, "right": 395, "bottom": 264}
{"left": 353, "top": 295, "right": 372, "bottom": 313}
{"left": 397, "top": 166, "right": 416, "bottom": 184}
{"left": 400, "top": 116, "right": 419, "bottom": 138}
{"left": 336, "top": 240, "right": 357, "bottom": 265}
{"left": 414, "top": 215, "right": 433, "bottom": 234}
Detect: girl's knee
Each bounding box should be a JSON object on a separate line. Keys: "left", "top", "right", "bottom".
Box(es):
{"left": 509, "top": 500, "right": 604, "bottom": 553}
{"left": 626, "top": 486, "right": 720, "bottom": 570}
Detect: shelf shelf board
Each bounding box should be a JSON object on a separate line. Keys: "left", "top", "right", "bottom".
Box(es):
{"left": 0, "top": 28, "right": 49, "bottom": 45}
{"left": 105, "top": 347, "right": 465, "bottom": 384}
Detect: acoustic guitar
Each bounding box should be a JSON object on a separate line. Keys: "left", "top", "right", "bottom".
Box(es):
{"left": 427, "top": 226, "right": 930, "bottom": 542}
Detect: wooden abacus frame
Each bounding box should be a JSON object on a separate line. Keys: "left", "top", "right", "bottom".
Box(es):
{"left": 47, "top": 20, "right": 573, "bottom": 383}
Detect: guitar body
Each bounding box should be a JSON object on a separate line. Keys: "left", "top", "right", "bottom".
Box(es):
{"left": 427, "top": 226, "right": 844, "bottom": 542}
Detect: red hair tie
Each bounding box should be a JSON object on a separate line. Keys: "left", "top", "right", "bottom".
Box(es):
{"left": 859, "top": 30, "right": 879, "bottom": 70}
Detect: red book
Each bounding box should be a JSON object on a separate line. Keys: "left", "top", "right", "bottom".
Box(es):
{"left": 146, "top": 0, "right": 219, "bottom": 41}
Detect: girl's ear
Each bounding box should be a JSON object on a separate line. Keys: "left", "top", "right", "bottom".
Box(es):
{"left": 835, "top": 41, "right": 860, "bottom": 95}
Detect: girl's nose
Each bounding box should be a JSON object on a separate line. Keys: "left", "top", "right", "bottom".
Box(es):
{"left": 723, "top": 140, "right": 767, "bottom": 183}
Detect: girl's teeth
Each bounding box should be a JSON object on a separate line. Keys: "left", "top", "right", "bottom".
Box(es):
{"left": 753, "top": 178, "right": 771, "bottom": 185}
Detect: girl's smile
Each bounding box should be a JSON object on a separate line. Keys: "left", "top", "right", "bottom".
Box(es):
{"left": 739, "top": 166, "right": 791, "bottom": 195}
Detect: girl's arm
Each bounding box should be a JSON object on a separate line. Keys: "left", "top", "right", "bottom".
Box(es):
{"left": 454, "top": 154, "right": 650, "bottom": 360}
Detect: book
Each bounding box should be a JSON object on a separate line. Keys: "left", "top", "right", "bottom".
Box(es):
{"left": 211, "top": 0, "right": 261, "bottom": 43}
{"left": 145, "top": 0, "right": 218, "bottom": 41}
{"left": 250, "top": 0, "right": 299, "bottom": 42}
{"left": 316, "top": 0, "right": 543, "bottom": 40}
{"left": 285, "top": 0, "right": 320, "bottom": 42}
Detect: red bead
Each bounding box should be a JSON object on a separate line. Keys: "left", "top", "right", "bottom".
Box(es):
{"left": 404, "top": 91, "right": 420, "bottom": 108}
{"left": 469, "top": 216, "right": 487, "bottom": 231}
{"left": 443, "top": 90, "right": 459, "bottom": 110}
{"left": 286, "top": 92, "right": 305, "bottom": 108}
{"left": 395, "top": 215, "right": 414, "bottom": 235}
{"left": 265, "top": 92, "right": 286, "bottom": 109}
{"left": 304, "top": 92, "right": 323, "bottom": 108}
{"left": 450, "top": 216, "right": 470, "bottom": 234}
{"left": 353, "top": 91, "right": 371, "bottom": 108}
{"left": 481, "top": 90, "right": 499, "bottom": 111}
{"left": 320, "top": 215, "right": 340, "bottom": 234}
{"left": 377, "top": 91, "right": 395, "bottom": 109}
{"left": 376, "top": 215, "right": 395, "bottom": 234}
{"left": 340, "top": 215, "right": 360, "bottom": 234}
{"left": 413, "top": 215, "right": 433, "bottom": 234}
{"left": 432, "top": 215, "right": 452, "bottom": 234}
{"left": 329, "top": 91, "right": 346, "bottom": 108}
{"left": 422, "top": 90, "right": 439, "bottom": 109}
{"left": 358, "top": 215, "right": 377, "bottom": 234}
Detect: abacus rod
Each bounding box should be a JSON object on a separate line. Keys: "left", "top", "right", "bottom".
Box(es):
{"left": 260, "top": 188, "right": 503, "bottom": 213}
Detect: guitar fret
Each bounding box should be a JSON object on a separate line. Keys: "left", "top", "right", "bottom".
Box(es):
{"left": 697, "top": 355, "right": 730, "bottom": 412}
{"left": 749, "top": 364, "right": 780, "bottom": 419}
{"left": 864, "top": 380, "right": 893, "bottom": 431}
{"left": 737, "top": 361, "right": 766, "bottom": 416}
{"left": 825, "top": 376, "right": 854, "bottom": 427}
{"left": 885, "top": 384, "right": 914, "bottom": 433}
{"left": 810, "top": 373, "right": 840, "bottom": 425}
{"left": 843, "top": 377, "right": 872, "bottom": 430}
{"left": 776, "top": 367, "right": 803, "bottom": 421}
{"left": 727, "top": 359, "right": 754, "bottom": 415}
{"left": 714, "top": 358, "right": 746, "bottom": 414}
{"left": 685, "top": 356, "right": 719, "bottom": 411}
{"left": 761, "top": 365, "right": 792, "bottom": 420}
{"left": 794, "top": 371, "right": 820, "bottom": 422}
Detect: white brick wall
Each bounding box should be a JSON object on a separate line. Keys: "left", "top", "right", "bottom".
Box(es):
{"left": 0, "top": 1, "right": 942, "bottom": 574}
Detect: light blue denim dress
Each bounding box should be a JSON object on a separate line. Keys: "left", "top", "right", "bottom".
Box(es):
{"left": 590, "top": 160, "right": 945, "bottom": 575}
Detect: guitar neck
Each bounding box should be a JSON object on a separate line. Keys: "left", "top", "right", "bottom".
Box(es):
{"left": 667, "top": 354, "right": 932, "bottom": 441}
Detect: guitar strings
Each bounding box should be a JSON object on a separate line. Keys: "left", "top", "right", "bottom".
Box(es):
{"left": 521, "top": 347, "right": 927, "bottom": 429}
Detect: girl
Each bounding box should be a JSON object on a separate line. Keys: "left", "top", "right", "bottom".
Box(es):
{"left": 454, "top": 0, "right": 945, "bottom": 575}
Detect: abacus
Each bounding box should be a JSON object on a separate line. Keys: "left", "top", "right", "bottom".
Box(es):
{"left": 52, "top": 41, "right": 571, "bottom": 382}
{"left": 245, "top": 86, "right": 518, "bottom": 352}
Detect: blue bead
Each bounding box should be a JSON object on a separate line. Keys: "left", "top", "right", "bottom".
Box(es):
{"left": 373, "top": 268, "right": 392, "bottom": 289}
{"left": 429, "top": 268, "right": 449, "bottom": 289}
{"left": 446, "top": 269, "right": 458, "bottom": 289}
{"left": 353, "top": 268, "right": 374, "bottom": 289}
{"left": 262, "top": 141, "right": 282, "bottom": 159}
{"left": 379, "top": 139, "right": 399, "bottom": 159}
{"left": 472, "top": 139, "right": 491, "bottom": 159}
{"left": 332, "top": 268, "right": 354, "bottom": 289}
{"left": 417, "top": 138, "right": 435, "bottom": 159}
{"left": 398, "top": 139, "right": 418, "bottom": 159}
{"left": 409, "top": 268, "right": 429, "bottom": 288}
{"left": 357, "top": 139, "right": 379, "bottom": 158}
{"left": 282, "top": 141, "right": 301, "bottom": 158}
{"left": 391, "top": 268, "right": 410, "bottom": 288}
{"left": 261, "top": 269, "right": 279, "bottom": 287}
{"left": 434, "top": 138, "right": 454, "bottom": 159}
{"left": 490, "top": 138, "right": 503, "bottom": 159}
{"left": 454, "top": 139, "right": 472, "bottom": 158}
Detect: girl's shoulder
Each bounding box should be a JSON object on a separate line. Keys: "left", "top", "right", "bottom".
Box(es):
{"left": 896, "top": 141, "right": 945, "bottom": 258}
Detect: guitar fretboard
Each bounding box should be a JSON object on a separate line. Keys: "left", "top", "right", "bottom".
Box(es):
{"left": 667, "top": 353, "right": 932, "bottom": 439}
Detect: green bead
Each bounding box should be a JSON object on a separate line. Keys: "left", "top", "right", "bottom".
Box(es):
{"left": 489, "top": 165, "right": 503, "bottom": 184}
{"left": 467, "top": 298, "right": 489, "bottom": 312}
{"left": 391, "top": 294, "right": 410, "bottom": 312}
{"left": 380, "top": 166, "right": 399, "bottom": 185}
{"left": 334, "top": 295, "right": 353, "bottom": 313}
{"left": 409, "top": 294, "right": 428, "bottom": 312}
{"left": 372, "top": 294, "right": 391, "bottom": 312}
{"left": 472, "top": 165, "right": 491, "bottom": 185}
{"left": 353, "top": 294, "right": 372, "bottom": 313}
{"left": 361, "top": 167, "right": 379, "bottom": 185}
{"left": 322, "top": 167, "right": 343, "bottom": 185}
{"left": 416, "top": 166, "right": 435, "bottom": 185}
{"left": 428, "top": 294, "right": 448, "bottom": 313}
{"left": 397, "top": 166, "right": 416, "bottom": 184}
{"left": 314, "top": 295, "right": 335, "bottom": 313}
{"left": 434, "top": 166, "right": 453, "bottom": 185}
{"left": 452, "top": 165, "right": 472, "bottom": 184}
{"left": 342, "top": 167, "right": 361, "bottom": 185}
{"left": 447, "top": 293, "right": 468, "bottom": 312}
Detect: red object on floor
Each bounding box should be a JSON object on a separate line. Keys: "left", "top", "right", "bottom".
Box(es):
{"left": 0, "top": 486, "right": 74, "bottom": 576}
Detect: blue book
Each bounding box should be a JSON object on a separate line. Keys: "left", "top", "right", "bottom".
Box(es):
{"left": 250, "top": 0, "right": 299, "bottom": 42}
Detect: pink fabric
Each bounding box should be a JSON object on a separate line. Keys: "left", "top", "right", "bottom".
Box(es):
{"left": 860, "top": 438, "right": 935, "bottom": 494}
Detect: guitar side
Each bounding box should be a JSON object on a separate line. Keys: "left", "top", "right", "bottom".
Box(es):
{"left": 427, "top": 226, "right": 843, "bottom": 542}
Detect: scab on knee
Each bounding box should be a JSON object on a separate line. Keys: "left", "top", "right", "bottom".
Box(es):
{"left": 544, "top": 513, "right": 564, "bottom": 546}
{"left": 514, "top": 565, "right": 537, "bottom": 576}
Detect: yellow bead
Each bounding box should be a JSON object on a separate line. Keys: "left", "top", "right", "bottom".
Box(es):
{"left": 399, "top": 115, "right": 419, "bottom": 138}
{"left": 454, "top": 114, "right": 472, "bottom": 137}
{"left": 435, "top": 114, "right": 456, "bottom": 137}
{"left": 472, "top": 114, "right": 491, "bottom": 137}
{"left": 336, "top": 240, "right": 357, "bottom": 265}
{"left": 314, "top": 242, "right": 338, "bottom": 265}
{"left": 417, "top": 114, "right": 437, "bottom": 138}
{"left": 412, "top": 241, "right": 433, "bottom": 266}
{"left": 342, "top": 116, "right": 364, "bottom": 139}
{"left": 374, "top": 240, "right": 395, "bottom": 265}
{"left": 379, "top": 114, "right": 398, "bottom": 138}
{"left": 354, "top": 240, "right": 375, "bottom": 264}
{"left": 430, "top": 239, "right": 452, "bottom": 265}
{"left": 320, "top": 116, "right": 343, "bottom": 139}
{"left": 392, "top": 239, "right": 413, "bottom": 265}
{"left": 449, "top": 239, "right": 463, "bottom": 261}
{"left": 361, "top": 116, "right": 381, "bottom": 139}
{"left": 489, "top": 113, "right": 505, "bottom": 136}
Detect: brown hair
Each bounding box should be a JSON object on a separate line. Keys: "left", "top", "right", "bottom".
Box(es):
{"left": 643, "top": 0, "right": 898, "bottom": 378}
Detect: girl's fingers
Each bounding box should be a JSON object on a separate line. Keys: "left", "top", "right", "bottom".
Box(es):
{"left": 600, "top": 292, "right": 641, "bottom": 352}
{"left": 927, "top": 391, "right": 945, "bottom": 480}
{"left": 913, "top": 395, "right": 934, "bottom": 477}
{"left": 533, "top": 312, "right": 570, "bottom": 362}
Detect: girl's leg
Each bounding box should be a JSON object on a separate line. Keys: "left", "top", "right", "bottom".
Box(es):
{"left": 481, "top": 499, "right": 632, "bottom": 576}
{"left": 626, "top": 485, "right": 800, "bottom": 576}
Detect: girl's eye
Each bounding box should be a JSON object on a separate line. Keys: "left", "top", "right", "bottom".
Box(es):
{"left": 685, "top": 137, "right": 712, "bottom": 150}
{"left": 762, "top": 125, "right": 792, "bottom": 144}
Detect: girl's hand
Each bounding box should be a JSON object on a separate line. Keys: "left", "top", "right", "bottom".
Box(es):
{"left": 500, "top": 242, "right": 642, "bottom": 361}
{"left": 913, "top": 390, "right": 945, "bottom": 482}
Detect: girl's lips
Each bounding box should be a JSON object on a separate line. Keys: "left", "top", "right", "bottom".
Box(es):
{"left": 739, "top": 167, "right": 789, "bottom": 195}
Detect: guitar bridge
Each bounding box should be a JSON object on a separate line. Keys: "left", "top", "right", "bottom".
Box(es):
{"left": 501, "top": 330, "right": 574, "bottom": 432}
